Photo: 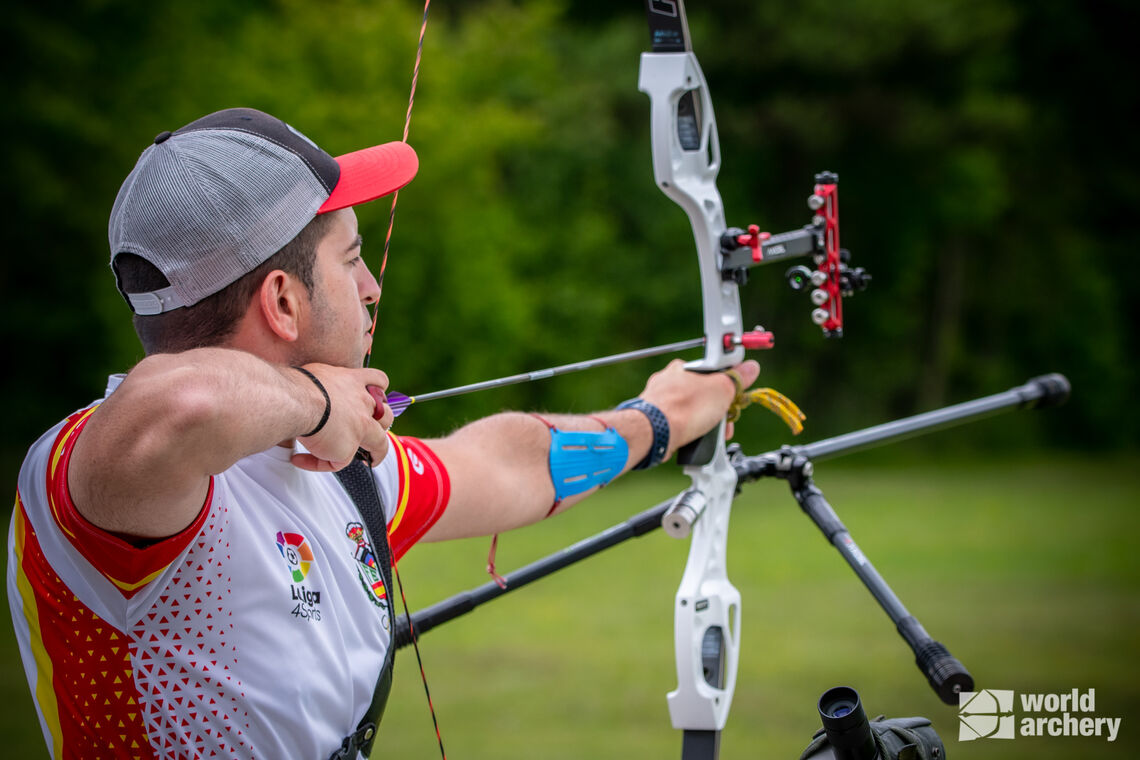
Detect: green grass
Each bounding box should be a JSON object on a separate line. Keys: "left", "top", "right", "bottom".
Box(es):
{"left": 381, "top": 455, "right": 1140, "bottom": 759}
{"left": 3, "top": 454, "right": 1138, "bottom": 758}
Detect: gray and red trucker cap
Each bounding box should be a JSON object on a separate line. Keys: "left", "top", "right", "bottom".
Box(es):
{"left": 108, "top": 107, "right": 418, "bottom": 315}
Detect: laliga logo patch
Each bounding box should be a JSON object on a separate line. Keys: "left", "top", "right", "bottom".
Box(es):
{"left": 275, "top": 530, "right": 314, "bottom": 582}
{"left": 276, "top": 530, "right": 322, "bottom": 622}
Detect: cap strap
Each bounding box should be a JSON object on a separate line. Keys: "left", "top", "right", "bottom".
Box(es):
{"left": 127, "top": 286, "right": 185, "bottom": 315}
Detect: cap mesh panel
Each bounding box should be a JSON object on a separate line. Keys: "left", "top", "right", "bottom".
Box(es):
{"left": 109, "top": 129, "right": 327, "bottom": 309}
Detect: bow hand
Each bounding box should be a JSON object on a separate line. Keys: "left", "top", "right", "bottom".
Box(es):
{"left": 639, "top": 359, "right": 761, "bottom": 458}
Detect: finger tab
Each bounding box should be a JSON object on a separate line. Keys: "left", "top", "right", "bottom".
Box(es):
{"left": 366, "top": 385, "right": 387, "bottom": 418}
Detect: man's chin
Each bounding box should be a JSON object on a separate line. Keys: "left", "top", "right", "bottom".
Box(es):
{"left": 359, "top": 336, "right": 372, "bottom": 368}
{"left": 290, "top": 349, "right": 365, "bottom": 370}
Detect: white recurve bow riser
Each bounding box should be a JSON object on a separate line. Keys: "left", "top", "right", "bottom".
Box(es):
{"left": 638, "top": 52, "right": 743, "bottom": 371}
{"left": 671, "top": 432, "right": 742, "bottom": 729}
{"left": 638, "top": 50, "right": 744, "bottom": 732}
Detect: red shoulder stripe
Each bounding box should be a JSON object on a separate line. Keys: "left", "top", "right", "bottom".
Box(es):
{"left": 45, "top": 406, "right": 211, "bottom": 598}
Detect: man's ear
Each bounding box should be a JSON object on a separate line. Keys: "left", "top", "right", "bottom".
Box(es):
{"left": 256, "top": 270, "right": 306, "bottom": 343}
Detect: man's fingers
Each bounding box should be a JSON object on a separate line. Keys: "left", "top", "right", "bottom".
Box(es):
{"left": 366, "top": 385, "right": 388, "bottom": 419}
{"left": 366, "top": 385, "right": 395, "bottom": 429}
{"left": 359, "top": 421, "right": 391, "bottom": 466}
{"left": 291, "top": 453, "right": 354, "bottom": 472}
{"left": 360, "top": 368, "right": 389, "bottom": 392}
{"left": 375, "top": 403, "right": 394, "bottom": 430}
{"left": 361, "top": 442, "right": 390, "bottom": 467}
{"left": 729, "top": 360, "right": 761, "bottom": 390}
{"left": 289, "top": 365, "right": 394, "bottom": 471}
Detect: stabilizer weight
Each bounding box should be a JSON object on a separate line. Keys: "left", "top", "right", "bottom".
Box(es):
{"left": 914, "top": 638, "right": 974, "bottom": 705}
{"left": 1024, "top": 373, "right": 1071, "bottom": 408}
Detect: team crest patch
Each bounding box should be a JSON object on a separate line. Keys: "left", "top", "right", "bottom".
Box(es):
{"left": 346, "top": 522, "right": 389, "bottom": 610}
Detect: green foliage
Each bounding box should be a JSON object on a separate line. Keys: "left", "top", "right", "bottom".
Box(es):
{"left": 2, "top": 0, "right": 1136, "bottom": 489}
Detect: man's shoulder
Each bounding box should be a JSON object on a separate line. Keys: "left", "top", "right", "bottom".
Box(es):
{"left": 21, "top": 375, "right": 123, "bottom": 482}
{"left": 19, "top": 404, "right": 100, "bottom": 499}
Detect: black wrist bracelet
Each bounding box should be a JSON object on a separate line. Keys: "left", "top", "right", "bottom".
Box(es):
{"left": 293, "top": 366, "right": 331, "bottom": 438}
{"left": 616, "top": 398, "right": 670, "bottom": 470}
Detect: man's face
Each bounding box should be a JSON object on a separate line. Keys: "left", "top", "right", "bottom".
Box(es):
{"left": 294, "top": 207, "right": 380, "bottom": 368}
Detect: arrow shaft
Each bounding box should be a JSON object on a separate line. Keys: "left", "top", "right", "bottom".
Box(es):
{"left": 403, "top": 338, "right": 705, "bottom": 406}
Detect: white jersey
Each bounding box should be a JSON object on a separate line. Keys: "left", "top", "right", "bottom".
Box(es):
{"left": 8, "top": 375, "right": 450, "bottom": 759}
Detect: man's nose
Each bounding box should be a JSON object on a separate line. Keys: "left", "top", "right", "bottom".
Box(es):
{"left": 360, "top": 265, "right": 381, "bottom": 305}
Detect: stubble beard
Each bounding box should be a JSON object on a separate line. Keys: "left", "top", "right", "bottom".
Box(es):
{"left": 291, "top": 291, "right": 367, "bottom": 369}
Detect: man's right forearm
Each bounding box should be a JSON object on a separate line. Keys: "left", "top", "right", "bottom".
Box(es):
{"left": 106, "top": 349, "right": 326, "bottom": 472}
{"left": 68, "top": 348, "right": 389, "bottom": 539}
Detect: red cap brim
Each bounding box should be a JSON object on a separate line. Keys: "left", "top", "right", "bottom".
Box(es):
{"left": 317, "top": 141, "right": 419, "bottom": 214}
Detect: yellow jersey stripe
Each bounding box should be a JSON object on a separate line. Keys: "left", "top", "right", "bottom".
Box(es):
{"left": 14, "top": 499, "right": 65, "bottom": 760}
{"left": 47, "top": 406, "right": 97, "bottom": 483}
{"left": 387, "top": 434, "right": 411, "bottom": 536}
{"left": 107, "top": 563, "right": 171, "bottom": 593}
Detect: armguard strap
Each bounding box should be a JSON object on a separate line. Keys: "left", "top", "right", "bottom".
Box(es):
{"left": 536, "top": 416, "right": 629, "bottom": 503}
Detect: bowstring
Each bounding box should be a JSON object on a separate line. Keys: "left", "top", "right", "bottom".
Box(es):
{"left": 364, "top": 0, "right": 431, "bottom": 368}
{"left": 367, "top": 2, "right": 445, "bottom": 757}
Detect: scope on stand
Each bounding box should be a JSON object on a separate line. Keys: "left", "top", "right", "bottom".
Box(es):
{"left": 802, "top": 686, "right": 947, "bottom": 760}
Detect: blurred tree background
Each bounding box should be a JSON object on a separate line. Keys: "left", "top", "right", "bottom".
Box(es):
{"left": 2, "top": 0, "right": 1136, "bottom": 491}
{"left": 3, "top": 2, "right": 1139, "bottom": 758}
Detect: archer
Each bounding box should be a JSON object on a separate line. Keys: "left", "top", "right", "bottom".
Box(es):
{"left": 5, "top": 106, "right": 759, "bottom": 759}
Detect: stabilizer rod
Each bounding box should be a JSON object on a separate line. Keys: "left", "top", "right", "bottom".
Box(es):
{"left": 392, "top": 502, "right": 671, "bottom": 649}
{"left": 773, "top": 453, "right": 973, "bottom": 704}
{"left": 393, "top": 374, "right": 1069, "bottom": 651}
{"left": 768, "top": 373, "right": 1069, "bottom": 466}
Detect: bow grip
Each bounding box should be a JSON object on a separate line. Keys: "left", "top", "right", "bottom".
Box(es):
{"left": 678, "top": 428, "right": 720, "bottom": 466}
{"left": 676, "top": 364, "right": 728, "bottom": 467}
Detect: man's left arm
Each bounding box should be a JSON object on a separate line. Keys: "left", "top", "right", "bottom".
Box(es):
{"left": 418, "top": 359, "right": 759, "bottom": 542}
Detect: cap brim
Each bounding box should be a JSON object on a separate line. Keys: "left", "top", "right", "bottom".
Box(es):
{"left": 317, "top": 141, "right": 419, "bottom": 214}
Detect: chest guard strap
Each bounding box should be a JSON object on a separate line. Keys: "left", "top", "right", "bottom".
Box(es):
{"left": 330, "top": 455, "right": 396, "bottom": 760}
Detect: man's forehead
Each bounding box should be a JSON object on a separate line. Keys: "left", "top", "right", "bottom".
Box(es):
{"left": 319, "top": 207, "right": 361, "bottom": 250}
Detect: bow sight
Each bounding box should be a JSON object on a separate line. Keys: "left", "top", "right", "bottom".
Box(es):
{"left": 720, "top": 172, "right": 872, "bottom": 339}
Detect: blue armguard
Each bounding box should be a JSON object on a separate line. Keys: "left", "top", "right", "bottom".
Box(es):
{"left": 548, "top": 426, "right": 629, "bottom": 502}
